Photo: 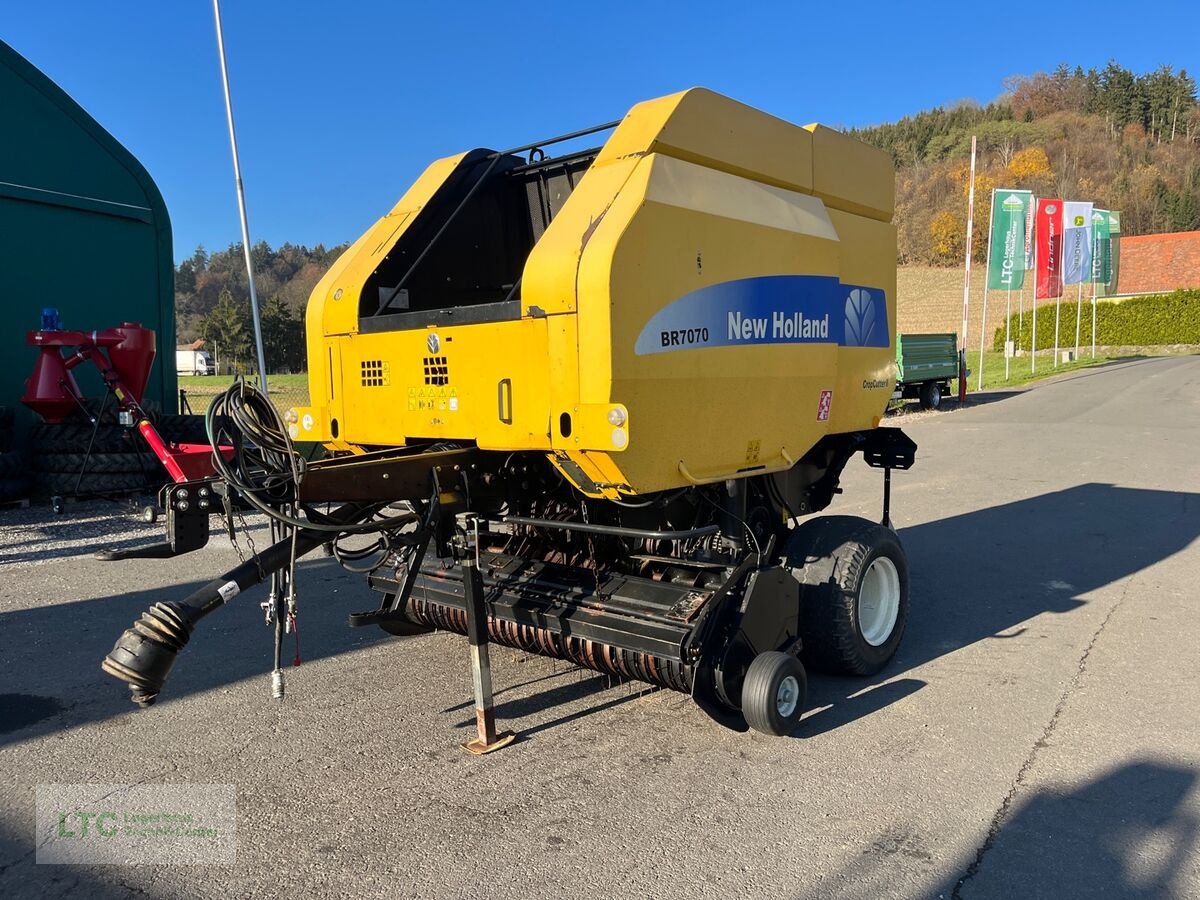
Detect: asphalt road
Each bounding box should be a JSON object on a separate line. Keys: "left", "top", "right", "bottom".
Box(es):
{"left": 2, "top": 355, "right": 1198, "bottom": 898}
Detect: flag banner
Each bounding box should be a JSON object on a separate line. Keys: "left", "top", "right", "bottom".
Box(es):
{"left": 1035, "top": 198, "right": 1063, "bottom": 299}
{"left": 1105, "top": 210, "right": 1122, "bottom": 294}
{"left": 986, "top": 190, "right": 1032, "bottom": 290}
{"left": 1091, "top": 209, "right": 1112, "bottom": 284}
{"left": 1062, "top": 201, "right": 1094, "bottom": 285}
{"left": 1023, "top": 195, "right": 1036, "bottom": 271}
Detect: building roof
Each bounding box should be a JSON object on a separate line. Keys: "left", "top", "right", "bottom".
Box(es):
{"left": 1119, "top": 230, "right": 1200, "bottom": 295}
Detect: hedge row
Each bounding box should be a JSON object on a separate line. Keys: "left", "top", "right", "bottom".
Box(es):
{"left": 992, "top": 288, "right": 1200, "bottom": 352}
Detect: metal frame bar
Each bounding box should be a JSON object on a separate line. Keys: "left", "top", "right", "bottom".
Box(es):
{"left": 378, "top": 119, "right": 621, "bottom": 311}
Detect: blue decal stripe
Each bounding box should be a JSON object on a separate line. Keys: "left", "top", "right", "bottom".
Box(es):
{"left": 634, "top": 275, "right": 888, "bottom": 354}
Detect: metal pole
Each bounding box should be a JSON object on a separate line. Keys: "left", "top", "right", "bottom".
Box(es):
{"left": 1032, "top": 202, "right": 1038, "bottom": 374}
{"left": 1005, "top": 287, "right": 1012, "bottom": 381}
{"left": 1091, "top": 279, "right": 1098, "bottom": 359}
{"left": 1018, "top": 285, "right": 1024, "bottom": 350}
{"left": 961, "top": 136, "right": 978, "bottom": 352}
{"left": 1074, "top": 282, "right": 1083, "bottom": 359}
{"left": 1053, "top": 293, "right": 1061, "bottom": 368}
{"left": 977, "top": 187, "right": 994, "bottom": 392}
{"left": 212, "top": 0, "right": 269, "bottom": 392}
{"left": 456, "top": 513, "right": 514, "bottom": 755}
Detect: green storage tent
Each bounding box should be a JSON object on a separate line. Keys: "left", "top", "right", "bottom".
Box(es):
{"left": 0, "top": 39, "right": 176, "bottom": 431}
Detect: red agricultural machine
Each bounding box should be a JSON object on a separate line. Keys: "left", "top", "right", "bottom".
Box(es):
{"left": 22, "top": 315, "right": 231, "bottom": 525}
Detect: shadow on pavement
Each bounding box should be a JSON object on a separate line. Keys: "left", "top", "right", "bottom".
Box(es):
{"left": 0, "top": 555, "right": 393, "bottom": 749}
{"left": 801, "top": 482, "right": 1200, "bottom": 735}
{"left": 1, "top": 483, "right": 1197, "bottom": 746}
{"left": 937, "top": 759, "right": 1199, "bottom": 899}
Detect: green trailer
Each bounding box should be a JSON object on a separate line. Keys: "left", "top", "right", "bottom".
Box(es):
{"left": 895, "top": 333, "right": 962, "bottom": 410}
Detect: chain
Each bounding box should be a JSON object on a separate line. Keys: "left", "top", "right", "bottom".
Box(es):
{"left": 233, "top": 506, "right": 266, "bottom": 583}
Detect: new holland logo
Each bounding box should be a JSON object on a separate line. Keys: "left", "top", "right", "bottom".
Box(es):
{"left": 844, "top": 289, "right": 879, "bottom": 347}
{"left": 427, "top": 333, "right": 440, "bottom": 353}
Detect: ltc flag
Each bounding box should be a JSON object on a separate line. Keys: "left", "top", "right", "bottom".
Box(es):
{"left": 986, "top": 190, "right": 1032, "bottom": 290}
{"left": 1091, "top": 209, "right": 1112, "bottom": 284}
{"left": 1035, "top": 199, "right": 1063, "bottom": 299}
{"left": 1062, "top": 201, "right": 1094, "bottom": 285}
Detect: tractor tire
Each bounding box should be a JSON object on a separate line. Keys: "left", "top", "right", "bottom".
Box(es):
{"left": 35, "top": 452, "right": 165, "bottom": 475}
{"left": 64, "top": 397, "right": 162, "bottom": 426}
{"left": 741, "top": 651, "right": 807, "bottom": 737}
{"left": 157, "top": 414, "right": 225, "bottom": 445}
{"left": 30, "top": 422, "right": 135, "bottom": 455}
{"left": 0, "top": 475, "right": 31, "bottom": 502}
{"left": 0, "top": 406, "right": 13, "bottom": 453}
{"left": 785, "top": 515, "right": 909, "bottom": 676}
{"left": 918, "top": 381, "right": 942, "bottom": 411}
{"left": 41, "top": 471, "right": 158, "bottom": 496}
{"left": 0, "top": 449, "right": 26, "bottom": 478}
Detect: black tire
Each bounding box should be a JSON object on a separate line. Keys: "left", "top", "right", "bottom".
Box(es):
{"left": 786, "top": 515, "right": 910, "bottom": 676}
{"left": 0, "top": 449, "right": 26, "bottom": 478}
{"left": 41, "top": 471, "right": 163, "bottom": 496}
{"left": 62, "top": 397, "right": 162, "bottom": 425}
{"left": 35, "top": 452, "right": 165, "bottom": 475}
{"left": 0, "top": 475, "right": 31, "bottom": 501}
{"left": 158, "top": 414, "right": 226, "bottom": 445}
{"left": 741, "top": 651, "right": 807, "bottom": 737}
{"left": 918, "top": 381, "right": 942, "bottom": 411}
{"left": 30, "top": 422, "right": 136, "bottom": 455}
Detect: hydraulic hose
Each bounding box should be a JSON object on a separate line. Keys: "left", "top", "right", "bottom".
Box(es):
{"left": 101, "top": 501, "right": 381, "bottom": 707}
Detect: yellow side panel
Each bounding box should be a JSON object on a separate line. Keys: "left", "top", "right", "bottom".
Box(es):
{"left": 805, "top": 124, "right": 895, "bottom": 222}
{"left": 331, "top": 318, "right": 552, "bottom": 450}
{"left": 574, "top": 153, "right": 893, "bottom": 493}
{"left": 521, "top": 157, "right": 640, "bottom": 316}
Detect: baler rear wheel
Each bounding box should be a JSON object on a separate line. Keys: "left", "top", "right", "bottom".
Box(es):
{"left": 786, "top": 516, "right": 909, "bottom": 676}
{"left": 741, "top": 651, "right": 807, "bottom": 736}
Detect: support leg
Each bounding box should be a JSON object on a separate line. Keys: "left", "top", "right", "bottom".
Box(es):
{"left": 882, "top": 467, "right": 893, "bottom": 531}
{"left": 456, "top": 513, "right": 515, "bottom": 755}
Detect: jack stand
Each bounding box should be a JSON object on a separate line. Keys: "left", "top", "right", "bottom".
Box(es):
{"left": 455, "top": 512, "right": 515, "bottom": 755}
{"left": 882, "top": 467, "right": 893, "bottom": 531}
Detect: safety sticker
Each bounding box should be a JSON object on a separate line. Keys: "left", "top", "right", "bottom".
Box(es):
{"left": 216, "top": 581, "right": 241, "bottom": 604}
{"left": 817, "top": 390, "right": 833, "bottom": 421}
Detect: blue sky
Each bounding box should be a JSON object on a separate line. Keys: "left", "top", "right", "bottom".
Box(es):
{"left": 6, "top": 2, "right": 1197, "bottom": 261}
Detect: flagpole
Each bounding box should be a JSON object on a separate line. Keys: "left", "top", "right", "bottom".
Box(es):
{"left": 1031, "top": 202, "right": 1038, "bottom": 374}
{"left": 961, "top": 136, "right": 978, "bottom": 355}
{"left": 1091, "top": 279, "right": 1097, "bottom": 358}
{"left": 1018, "top": 284, "right": 1024, "bottom": 349}
{"left": 1054, "top": 290, "right": 1061, "bottom": 368}
{"left": 1005, "top": 286, "right": 1012, "bottom": 380}
{"left": 1074, "top": 282, "right": 1083, "bottom": 358}
{"left": 978, "top": 187, "right": 995, "bottom": 392}
{"left": 212, "top": 0, "right": 269, "bottom": 392}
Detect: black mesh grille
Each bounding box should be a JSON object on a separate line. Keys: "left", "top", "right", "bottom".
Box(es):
{"left": 423, "top": 356, "right": 449, "bottom": 386}
{"left": 361, "top": 359, "right": 387, "bottom": 387}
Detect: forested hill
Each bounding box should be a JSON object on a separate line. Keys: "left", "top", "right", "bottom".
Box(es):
{"left": 174, "top": 241, "right": 347, "bottom": 369}
{"left": 851, "top": 62, "right": 1200, "bottom": 265}
{"left": 172, "top": 62, "right": 1200, "bottom": 359}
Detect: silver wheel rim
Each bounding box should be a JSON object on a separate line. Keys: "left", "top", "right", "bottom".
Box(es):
{"left": 858, "top": 556, "right": 900, "bottom": 647}
{"left": 776, "top": 674, "right": 800, "bottom": 718}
